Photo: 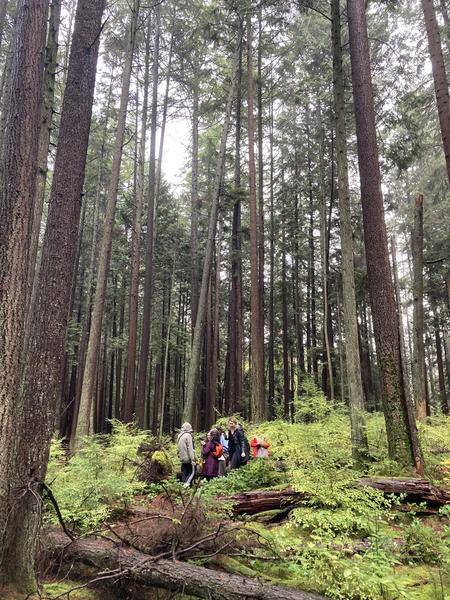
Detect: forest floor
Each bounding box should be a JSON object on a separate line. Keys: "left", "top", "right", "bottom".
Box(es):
{"left": 34, "top": 406, "right": 450, "bottom": 600}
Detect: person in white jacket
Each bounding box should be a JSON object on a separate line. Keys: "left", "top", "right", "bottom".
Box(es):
{"left": 177, "top": 422, "right": 196, "bottom": 485}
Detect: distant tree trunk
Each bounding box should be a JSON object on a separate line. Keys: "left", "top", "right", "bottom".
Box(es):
{"left": 411, "top": 194, "right": 427, "bottom": 420}
{"left": 257, "top": 3, "right": 265, "bottom": 347}
{"left": 347, "top": 0, "right": 422, "bottom": 470}
{"left": 268, "top": 88, "right": 275, "bottom": 416}
{"left": 228, "top": 29, "right": 243, "bottom": 416}
{"left": 183, "top": 34, "right": 240, "bottom": 424}
{"left": 0, "top": 0, "right": 50, "bottom": 590}
{"left": 281, "top": 210, "right": 290, "bottom": 419}
{"left": 136, "top": 4, "right": 160, "bottom": 427}
{"left": 331, "top": 0, "right": 368, "bottom": 461}
{"left": 191, "top": 79, "right": 200, "bottom": 332}
{"left": 306, "top": 118, "right": 318, "bottom": 382}
{"left": 420, "top": 0, "right": 450, "bottom": 183}
{"left": 319, "top": 129, "right": 334, "bottom": 402}
{"left": 75, "top": 0, "right": 139, "bottom": 447}
{"left": 391, "top": 238, "right": 414, "bottom": 420}
{"left": 28, "top": 0, "right": 62, "bottom": 305}
{"left": 434, "top": 309, "right": 449, "bottom": 414}
{"left": 159, "top": 256, "right": 177, "bottom": 437}
{"left": 247, "top": 12, "right": 266, "bottom": 421}
{"left": 123, "top": 23, "right": 151, "bottom": 423}
{"left": 209, "top": 217, "right": 223, "bottom": 426}
{"left": 0, "top": 0, "right": 104, "bottom": 591}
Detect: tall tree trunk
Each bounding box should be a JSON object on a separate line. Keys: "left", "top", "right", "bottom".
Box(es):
{"left": 281, "top": 207, "right": 290, "bottom": 419}
{"left": 209, "top": 217, "right": 223, "bottom": 427}
{"left": 347, "top": 0, "right": 422, "bottom": 470}
{"left": 0, "top": 0, "right": 104, "bottom": 591}
{"left": 420, "top": 0, "right": 450, "bottom": 183}
{"left": 439, "top": 0, "right": 450, "bottom": 55}
{"left": 247, "top": 12, "right": 266, "bottom": 421}
{"left": 75, "top": 0, "right": 140, "bottom": 446}
{"left": 257, "top": 3, "right": 265, "bottom": 348}
{"left": 0, "top": 0, "right": 8, "bottom": 55}
{"left": 331, "top": 0, "right": 368, "bottom": 461}
{"left": 434, "top": 309, "right": 449, "bottom": 414}
{"left": 123, "top": 21, "right": 151, "bottom": 423}
{"left": 28, "top": 0, "right": 62, "bottom": 305}
{"left": 391, "top": 237, "right": 415, "bottom": 422}
{"left": 136, "top": 4, "right": 160, "bottom": 427}
{"left": 411, "top": 194, "right": 427, "bottom": 420}
{"left": 319, "top": 129, "right": 334, "bottom": 401}
{"left": 268, "top": 88, "right": 275, "bottom": 415}
{"left": 228, "top": 30, "right": 243, "bottom": 415}
{"left": 183, "top": 33, "right": 241, "bottom": 424}
{"left": 0, "top": 0, "right": 50, "bottom": 590}
{"left": 191, "top": 79, "right": 200, "bottom": 332}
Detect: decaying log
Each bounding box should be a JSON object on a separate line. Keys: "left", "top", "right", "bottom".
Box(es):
{"left": 230, "top": 478, "right": 450, "bottom": 515}
{"left": 231, "top": 488, "right": 305, "bottom": 515}
{"left": 359, "top": 477, "right": 450, "bottom": 506}
{"left": 45, "top": 531, "right": 327, "bottom": 600}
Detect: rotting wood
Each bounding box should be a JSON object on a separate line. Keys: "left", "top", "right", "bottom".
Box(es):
{"left": 44, "top": 531, "right": 328, "bottom": 600}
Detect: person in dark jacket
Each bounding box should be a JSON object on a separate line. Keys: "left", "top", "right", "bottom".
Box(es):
{"left": 227, "top": 417, "right": 250, "bottom": 470}
{"left": 201, "top": 428, "right": 221, "bottom": 480}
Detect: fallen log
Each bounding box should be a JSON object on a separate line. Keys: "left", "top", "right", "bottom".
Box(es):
{"left": 231, "top": 488, "right": 305, "bottom": 515}
{"left": 45, "top": 531, "right": 327, "bottom": 600}
{"left": 230, "top": 478, "right": 450, "bottom": 515}
{"left": 359, "top": 477, "right": 450, "bottom": 506}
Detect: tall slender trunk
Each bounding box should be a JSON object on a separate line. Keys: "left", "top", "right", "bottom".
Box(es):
{"left": 347, "top": 0, "right": 422, "bottom": 470}
{"left": 268, "top": 88, "right": 275, "bottom": 415}
{"left": 391, "top": 237, "right": 414, "bottom": 421}
{"left": 257, "top": 3, "right": 265, "bottom": 344}
{"left": 421, "top": 0, "right": 450, "bottom": 183}
{"left": 281, "top": 204, "right": 290, "bottom": 419}
{"left": 75, "top": 0, "right": 140, "bottom": 446}
{"left": 247, "top": 12, "right": 265, "bottom": 421}
{"left": 411, "top": 194, "right": 427, "bottom": 420}
{"left": 439, "top": 0, "right": 450, "bottom": 55}
{"left": 319, "top": 129, "right": 334, "bottom": 401}
{"left": 123, "top": 22, "right": 151, "bottom": 423}
{"left": 28, "top": 0, "right": 62, "bottom": 305}
{"left": 209, "top": 217, "right": 223, "bottom": 427}
{"left": 159, "top": 255, "right": 177, "bottom": 437}
{"left": 191, "top": 79, "right": 200, "bottom": 332}
{"left": 228, "top": 31, "right": 243, "bottom": 415}
{"left": 183, "top": 33, "right": 241, "bottom": 424}
{"left": 331, "top": 0, "right": 367, "bottom": 461}
{"left": 434, "top": 309, "right": 449, "bottom": 414}
{"left": 0, "top": 0, "right": 104, "bottom": 590}
{"left": 136, "top": 4, "right": 160, "bottom": 426}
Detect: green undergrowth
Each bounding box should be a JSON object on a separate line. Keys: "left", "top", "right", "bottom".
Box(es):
{"left": 45, "top": 408, "right": 450, "bottom": 599}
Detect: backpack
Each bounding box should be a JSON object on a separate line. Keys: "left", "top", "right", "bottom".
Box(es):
{"left": 212, "top": 442, "right": 224, "bottom": 458}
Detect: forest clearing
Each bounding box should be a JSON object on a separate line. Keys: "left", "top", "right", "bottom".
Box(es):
{"left": 0, "top": 0, "right": 449, "bottom": 598}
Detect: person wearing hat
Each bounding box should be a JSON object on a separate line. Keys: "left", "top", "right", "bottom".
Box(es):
{"left": 177, "top": 422, "right": 196, "bottom": 486}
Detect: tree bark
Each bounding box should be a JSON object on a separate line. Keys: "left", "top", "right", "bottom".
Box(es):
{"left": 75, "top": 0, "right": 140, "bottom": 446}
{"left": 420, "top": 0, "right": 450, "bottom": 184}
{"left": 0, "top": 0, "right": 104, "bottom": 591}
{"left": 123, "top": 21, "right": 151, "bottom": 423}
{"left": 136, "top": 4, "right": 160, "bottom": 427}
{"left": 331, "top": 0, "right": 368, "bottom": 461}
{"left": 347, "top": 0, "right": 422, "bottom": 470}
{"left": 28, "top": 0, "right": 62, "bottom": 307}
{"left": 411, "top": 194, "right": 427, "bottom": 420}
{"left": 0, "top": 0, "right": 50, "bottom": 590}
{"left": 247, "top": 12, "right": 266, "bottom": 421}
{"left": 183, "top": 34, "right": 241, "bottom": 424}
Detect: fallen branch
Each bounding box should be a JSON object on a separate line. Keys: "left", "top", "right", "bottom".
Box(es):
{"left": 44, "top": 531, "right": 327, "bottom": 600}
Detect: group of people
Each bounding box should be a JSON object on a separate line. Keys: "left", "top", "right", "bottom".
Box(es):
{"left": 177, "top": 417, "right": 270, "bottom": 485}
